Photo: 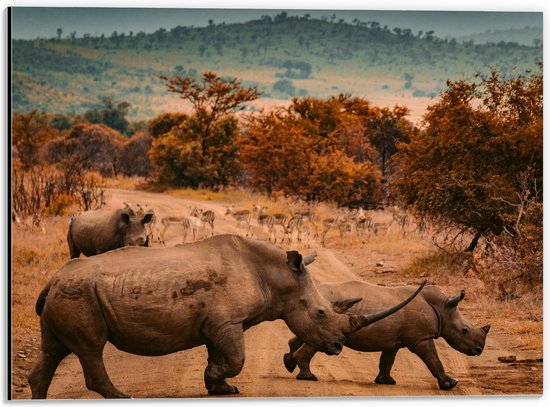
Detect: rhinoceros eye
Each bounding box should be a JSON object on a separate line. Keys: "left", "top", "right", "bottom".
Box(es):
{"left": 462, "top": 327, "right": 469, "bottom": 335}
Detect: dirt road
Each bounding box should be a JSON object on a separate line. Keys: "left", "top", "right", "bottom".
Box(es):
{"left": 13, "top": 188, "right": 543, "bottom": 399}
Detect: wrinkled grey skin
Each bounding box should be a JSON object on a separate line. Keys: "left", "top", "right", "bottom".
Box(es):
{"left": 284, "top": 281, "right": 490, "bottom": 390}
{"left": 67, "top": 207, "right": 154, "bottom": 258}
{"left": 28, "top": 235, "right": 424, "bottom": 399}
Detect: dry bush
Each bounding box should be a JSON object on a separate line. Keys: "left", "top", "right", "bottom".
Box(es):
{"left": 74, "top": 172, "right": 109, "bottom": 211}
{"left": 12, "top": 161, "right": 74, "bottom": 219}
{"left": 12, "top": 160, "right": 108, "bottom": 220}
{"left": 43, "top": 123, "right": 126, "bottom": 178}
{"left": 402, "top": 244, "right": 542, "bottom": 324}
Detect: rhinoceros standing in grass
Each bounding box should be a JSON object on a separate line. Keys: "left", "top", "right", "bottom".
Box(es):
{"left": 284, "top": 280, "right": 490, "bottom": 390}
{"left": 28, "top": 235, "right": 426, "bottom": 398}
{"left": 67, "top": 206, "right": 154, "bottom": 258}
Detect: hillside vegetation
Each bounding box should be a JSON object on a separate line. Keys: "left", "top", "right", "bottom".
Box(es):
{"left": 12, "top": 13, "right": 542, "bottom": 121}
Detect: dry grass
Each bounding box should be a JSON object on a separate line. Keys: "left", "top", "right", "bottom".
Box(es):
{"left": 11, "top": 217, "right": 71, "bottom": 336}
{"left": 103, "top": 175, "right": 145, "bottom": 190}
{"left": 164, "top": 187, "right": 252, "bottom": 204}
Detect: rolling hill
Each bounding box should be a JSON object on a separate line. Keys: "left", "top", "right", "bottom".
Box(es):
{"left": 11, "top": 13, "right": 542, "bottom": 124}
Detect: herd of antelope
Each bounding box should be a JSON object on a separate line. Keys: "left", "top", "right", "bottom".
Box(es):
{"left": 121, "top": 200, "right": 427, "bottom": 247}
{"left": 217, "top": 201, "right": 427, "bottom": 247}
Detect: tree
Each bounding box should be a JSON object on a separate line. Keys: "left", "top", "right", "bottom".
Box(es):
{"left": 147, "top": 112, "right": 189, "bottom": 138}
{"left": 365, "top": 105, "right": 415, "bottom": 181}
{"left": 158, "top": 71, "right": 259, "bottom": 155}
{"left": 56, "top": 28, "right": 62, "bottom": 41}
{"left": 119, "top": 131, "right": 153, "bottom": 177}
{"left": 151, "top": 71, "right": 260, "bottom": 188}
{"left": 239, "top": 96, "right": 383, "bottom": 205}
{"left": 44, "top": 123, "right": 126, "bottom": 177}
{"left": 12, "top": 110, "right": 57, "bottom": 170}
{"left": 396, "top": 66, "right": 542, "bottom": 252}
{"left": 83, "top": 96, "right": 131, "bottom": 135}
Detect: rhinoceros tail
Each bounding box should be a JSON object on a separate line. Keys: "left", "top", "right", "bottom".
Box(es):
{"left": 35, "top": 281, "right": 52, "bottom": 316}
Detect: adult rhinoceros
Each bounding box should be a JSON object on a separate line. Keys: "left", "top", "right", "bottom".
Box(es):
{"left": 28, "top": 235, "right": 425, "bottom": 398}
{"left": 283, "top": 280, "right": 490, "bottom": 390}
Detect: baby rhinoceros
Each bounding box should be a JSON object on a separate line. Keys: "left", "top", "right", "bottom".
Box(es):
{"left": 283, "top": 281, "right": 490, "bottom": 391}
{"left": 67, "top": 206, "right": 154, "bottom": 258}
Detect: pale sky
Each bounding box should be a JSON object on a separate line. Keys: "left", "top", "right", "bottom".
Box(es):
{"left": 10, "top": 6, "right": 542, "bottom": 40}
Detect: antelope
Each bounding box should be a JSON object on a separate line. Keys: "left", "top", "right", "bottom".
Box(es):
{"left": 294, "top": 210, "right": 319, "bottom": 239}
{"left": 372, "top": 219, "right": 395, "bottom": 236}
{"left": 389, "top": 206, "right": 410, "bottom": 235}
{"left": 181, "top": 216, "right": 203, "bottom": 242}
{"left": 355, "top": 216, "right": 374, "bottom": 239}
{"left": 159, "top": 212, "right": 203, "bottom": 244}
{"left": 252, "top": 204, "right": 270, "bottom": 230}
{"left": 301, "top": 224, "right": 314, "bottom": 248}
{"left": 225, "top": 207, "right": 253, "bottom": 236}
{"left": 287, "top": 201, "right": 319, "bottom": 239}
{"left": 286, "top": 215, "right": 305, "bottom": 243}
{"left": 265, "top": 212, "right": 289, "bottom": 243}
{"left": 252, "top": 205, "right": 289, "bottom": 243}
{"left": 320, "top": 217, "right": 353, "bottom": 247}
{"left": 409, "top": 217, "right": 428, "bottom": 237}
{"left": 191, "top": 207, "right": 216, "bottom": 236}
{"left": 272, "top": 213, "right": 289, "bottom": 240}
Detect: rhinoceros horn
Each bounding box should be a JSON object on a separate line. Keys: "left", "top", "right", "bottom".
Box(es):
{"left": 445, "top": 290, "right": 465, "bottom": 309}
{"left": 349, "top": 280, "right": 427, "bottom": 332}
{"left": 481, "top": 324, "right": 491, "bottom": 334}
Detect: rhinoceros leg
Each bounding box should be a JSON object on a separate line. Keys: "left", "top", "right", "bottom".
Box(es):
{"left": 77, "top": 353, "right": 130, "bottom": 398}
{"left": 283, "top": 336, "right": 303, "bottom": 373}
{"left": 408, "top": 339, "right": 458, "bottom": 390}
{"left": 28, "top": 323, "right": 71, "bottom": 399}
{"left": 375, "top": 349, "right": 398, "bottom": 385}
{"left": 49, "top": 303, "right": 130, "bottom": 398}
{"left": 293, "top": 344, "right": 319, "bottom": 381}
{"left": 203, "top": 323, "right": 245, "bottom": 395}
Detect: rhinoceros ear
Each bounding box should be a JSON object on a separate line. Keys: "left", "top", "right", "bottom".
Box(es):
{"left": 445, "top": 290, "right": 465, "bottom": 309}
{"left": 332, "top": 297, "right": 362, "bottom": 313}
{"left": 302, "top": 251, "right": 317, "bottom": 266}
{"left": 286, "top": 250, "right": 304, "bottom": 273}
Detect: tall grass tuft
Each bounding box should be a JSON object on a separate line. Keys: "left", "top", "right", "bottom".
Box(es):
{"left": 11, "top": 216, "right": 70, "bottom": 334}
